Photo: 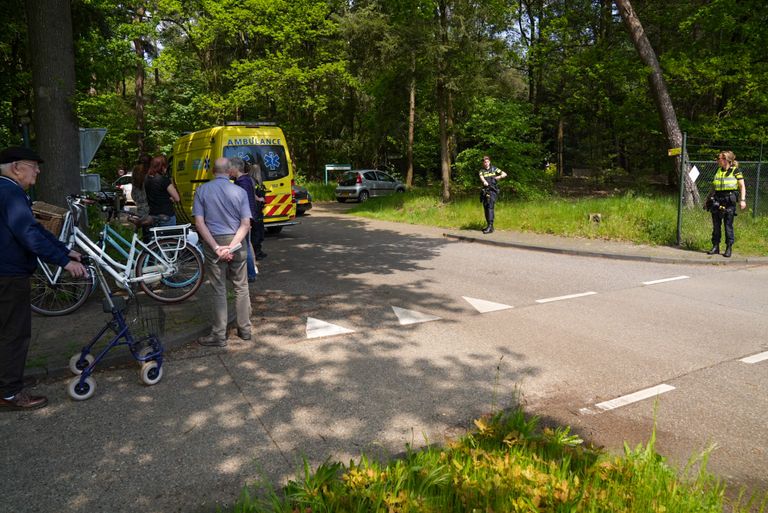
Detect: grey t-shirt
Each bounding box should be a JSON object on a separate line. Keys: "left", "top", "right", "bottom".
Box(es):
{"left": 192, "top": 175, "right": 251, "bottom": 236}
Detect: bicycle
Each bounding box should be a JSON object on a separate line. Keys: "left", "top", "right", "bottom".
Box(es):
{"left": 31, "top": 196, "right": 204, "bottom": 316}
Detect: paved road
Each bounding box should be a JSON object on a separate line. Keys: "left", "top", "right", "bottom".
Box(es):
{"left": 269, "top": 206, "right": 768, "bottom": 493}
{"left": 2, "top": 204, "right": 766, "bottom": 513}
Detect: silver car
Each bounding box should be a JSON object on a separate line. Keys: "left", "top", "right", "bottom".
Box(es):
{"left": 335, "top": 170, "right": 406, "bottom": 202}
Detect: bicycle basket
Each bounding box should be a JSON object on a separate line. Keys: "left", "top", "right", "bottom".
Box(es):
{"left": 32, "top": 201, "right": 68, "bottom": 237}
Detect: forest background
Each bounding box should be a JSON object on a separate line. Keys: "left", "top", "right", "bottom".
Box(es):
{"left": 2, "top": 0, "right": 767, "bottom": 201}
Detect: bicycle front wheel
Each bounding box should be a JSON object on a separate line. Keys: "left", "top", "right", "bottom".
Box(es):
{"left": 136, "top": 243, "right": 204, "bottom": 303}
{"left": 31, "top": 265, "right": 94, "bottom": 316}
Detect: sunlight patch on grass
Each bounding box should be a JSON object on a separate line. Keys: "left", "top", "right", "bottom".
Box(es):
{"left": 225, "top": 409, "right": 767, "bottom": 512}
{"left": 346, "top": 190, "right": 767, "bottom": 255}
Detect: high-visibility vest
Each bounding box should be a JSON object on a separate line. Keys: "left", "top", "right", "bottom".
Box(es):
{"left": 481, "top": 166, "right": 503, "bottom": 185}
{"left": 712, "top": 167, "right": 742, "bottom": 192}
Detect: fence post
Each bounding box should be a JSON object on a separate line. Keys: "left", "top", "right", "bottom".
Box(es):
{"left": 676, "top": 133, "right": 686, "bottom": 246}
{"left": 754, "top": 142, "right": 763, "bottom": 218}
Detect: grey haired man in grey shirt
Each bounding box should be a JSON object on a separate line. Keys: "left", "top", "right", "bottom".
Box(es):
{"left": 193, "top": 157, "right": 252, "bottom": 346}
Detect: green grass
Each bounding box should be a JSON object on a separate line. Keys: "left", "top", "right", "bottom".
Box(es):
{"left": 304, "top": 182, "right": 337, "bottom": 202}
{"left": 341, "top": 188, "right": 768, "bottom": 256}
{"left": 225, "top": 408, "right": 766, "bottom": 512}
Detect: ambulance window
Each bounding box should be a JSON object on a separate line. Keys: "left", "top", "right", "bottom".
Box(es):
{"left": 223, "top": 145, "right": 288, "bottom": 181}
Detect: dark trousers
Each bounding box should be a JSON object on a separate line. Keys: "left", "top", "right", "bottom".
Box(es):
{"left": 711, "top": 208, "right": 735, "bottom": 246}
{"left": 250, "top": 218, "right": 265, "bottom": 253}
{"left": 483, "top": 195, "right": 496, "bottom": 225}
{"left": 0, "top": 276, "right": 32, "bottom": 398}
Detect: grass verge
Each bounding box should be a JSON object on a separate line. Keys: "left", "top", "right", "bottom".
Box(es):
{"left": 225, "top": 408, "right": 766, "bottom": 512}
{"left": 340, "top": 189, "right": 767, "bottom": 256}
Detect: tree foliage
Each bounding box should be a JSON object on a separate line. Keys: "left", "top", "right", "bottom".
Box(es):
{"left": 1, "top": 0, "right": 766, "bottom": 193}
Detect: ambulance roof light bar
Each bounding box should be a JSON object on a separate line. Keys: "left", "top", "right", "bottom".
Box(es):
{"left": 224, "top": 121, "right": 277, "bottom": 127}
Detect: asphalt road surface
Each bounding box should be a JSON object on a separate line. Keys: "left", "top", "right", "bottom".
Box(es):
{"left": 2, "top": 204, "right": 766, "bottom": 513}
{"left": 262, "top": 206, "right": 768, "bottom": 493}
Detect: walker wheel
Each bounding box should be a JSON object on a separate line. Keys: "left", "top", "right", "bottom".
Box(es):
{"left": 69, "top": 353, "right": 95, "bottom": 375}
{"left": 139, "top": 361, "right": 163, "bottom": 386}
{"left": 67, "top": 376, "right": 96, "bottom": 401}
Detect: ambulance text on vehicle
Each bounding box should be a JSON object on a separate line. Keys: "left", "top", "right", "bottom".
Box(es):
{"left": 171, "top": 122, "right": 297, "bottom": 233}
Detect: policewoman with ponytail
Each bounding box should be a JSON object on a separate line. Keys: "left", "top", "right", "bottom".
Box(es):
{"left": 479, "top": 155, "right": 507, "bottom": 234}
{"left": 705, "top": 150, "right": 746, "bottom": 258}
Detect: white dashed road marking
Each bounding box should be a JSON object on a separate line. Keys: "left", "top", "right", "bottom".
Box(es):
{"left": 535, "top": 291, "right": 597, "bottom": 304}
{"left": 595, "top": 384, "right": 675, "bottom": 411}
{"left": 463, "top": 296, "right": 513, "bottom": 313}
{"left": 392, "top": 306, "right": 442, "bottom": 326}
{"left": 741, "top": 351, "right": 768, "bottom": 364}
{"left": 642, "top": 275, "right": 689, "bottom": 285}
{"left": 306, "top": 317, "right": 355, "bottom": 339}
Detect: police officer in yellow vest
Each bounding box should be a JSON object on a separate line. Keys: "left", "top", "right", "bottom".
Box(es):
{"left": 705, "top": 151, "right": 747, "bottom": 258}
{"left": 479, "top": 155, "right": 507, "bottom": 234}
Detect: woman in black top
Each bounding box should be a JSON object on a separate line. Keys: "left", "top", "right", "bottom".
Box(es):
{"left": 144, "top": 155, "right": 180, "bottom": 227}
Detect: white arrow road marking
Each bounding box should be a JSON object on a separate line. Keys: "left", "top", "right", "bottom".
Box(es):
{"left": 306, "top": 317, "right": 355, "bottom": 339}
{"left": 463, "top": 296, "right": 513, "bottom": 313}
{"left": 392, "top": 306, "right": 442, "bottom": 326}
{"left": 595, "top": 384, "right": 675, "bottom": 411}
{"left": 642, "top": 275, "right": 689, "bottom": 285}
{"left": 741, "top": 351, "right": 768, "bottom": 364}
{"left": 536, "top": 291, "right": 597, "bottom": 304}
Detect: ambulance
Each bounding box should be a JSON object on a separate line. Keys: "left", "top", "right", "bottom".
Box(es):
{"left": 171, "top": 122, "right": 297, "bottom": 233}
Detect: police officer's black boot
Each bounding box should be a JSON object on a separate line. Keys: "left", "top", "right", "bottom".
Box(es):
{"left": 482, "top": 223, "right": 494, "bottom": 234}
{"left": 706, "top": 245, "right": 719, "bottom": 255}
{"left": 723, "top": 244, "right": 732, "bottom": 258}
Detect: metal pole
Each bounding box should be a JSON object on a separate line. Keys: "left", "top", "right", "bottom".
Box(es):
{"left": 676, "top": 133, "right": 686, "bottom": 246}
{"left": 754, "top": 142, "right": 763, "bottom": 218}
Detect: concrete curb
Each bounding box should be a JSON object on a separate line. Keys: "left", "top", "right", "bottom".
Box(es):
{"left": 443, "top": 232, "right": 766, "bottom": 266}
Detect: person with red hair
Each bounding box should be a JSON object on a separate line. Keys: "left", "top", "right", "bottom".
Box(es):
{"left": 144, "top": 155, "right": 180, "bottom": 227}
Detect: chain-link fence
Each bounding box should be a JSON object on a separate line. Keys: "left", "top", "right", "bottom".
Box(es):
{"left": 677, "top": 138, "right": 766, "bottom": 248}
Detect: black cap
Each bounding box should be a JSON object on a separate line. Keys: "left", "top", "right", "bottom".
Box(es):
{"left": 0, "top": 146, "right": 44, "bottom": 164}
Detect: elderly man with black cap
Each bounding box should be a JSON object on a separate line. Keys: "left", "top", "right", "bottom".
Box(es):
{"left": 0, "top": 146, "right": 87, "bottom": 411}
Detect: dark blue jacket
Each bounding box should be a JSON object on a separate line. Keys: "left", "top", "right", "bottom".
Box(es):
{"left": 0, "top": 176, "right": 70, "bottom": 276}
{"left": 233, "top": 175, "right": 260, "bottom": 220}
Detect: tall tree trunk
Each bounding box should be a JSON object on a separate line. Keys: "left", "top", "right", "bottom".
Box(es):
{"left": 134, "top": 36, "right": 146, "bottom": 156}
{"left": 25, "top": 0, "right": 81, "bottom": 205}
{"left": 557, "top": 118, "right": 565, "bottom": 178}
{"left": 520, "top": 0, "right": 537, "bottom": 104}
{"left": 615, "top": 0, "right": 699, "bottom": 206}
{"left": 437, "top": 0, "right": 451, "bottom": 203}
{"left": 406, "top": 53, "right": 416, "bottom": 188}
{"left": 133, "top": 7, "right": 147, "bottom": 156}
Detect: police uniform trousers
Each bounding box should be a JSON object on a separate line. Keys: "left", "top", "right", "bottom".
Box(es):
{"left": 710, "top": 193, "right": 737, "bottom": 246}
{"left": 483, "top": 191, "right": 497, "bottom": 225}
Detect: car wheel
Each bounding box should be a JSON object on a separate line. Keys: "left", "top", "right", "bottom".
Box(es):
{"left": 358, "top": 190, "right": 369, "bottom": 202}
{"left": 266, "top": 226, "right": 283, "bottom": 235}
{"left": 396, "top": 187, "right": 405, "bottom": 193}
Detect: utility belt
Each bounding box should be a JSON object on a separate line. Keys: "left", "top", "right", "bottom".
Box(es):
{"left": 714, "top": 190, "right": 738, "bottom": 205}
{"left": 479, "top": 185, "right": 498, "bottom": 203}
{"left": 705, "top": 191, "right": 737, "bottom": 213}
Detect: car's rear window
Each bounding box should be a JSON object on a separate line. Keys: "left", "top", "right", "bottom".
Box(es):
{"left": 338, "top": 171, "right": 359, "bottom": 186}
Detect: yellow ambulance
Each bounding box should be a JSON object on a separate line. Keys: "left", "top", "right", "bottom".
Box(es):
{"left": 171, "top": 122, "right": 297, "bottom": 233}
